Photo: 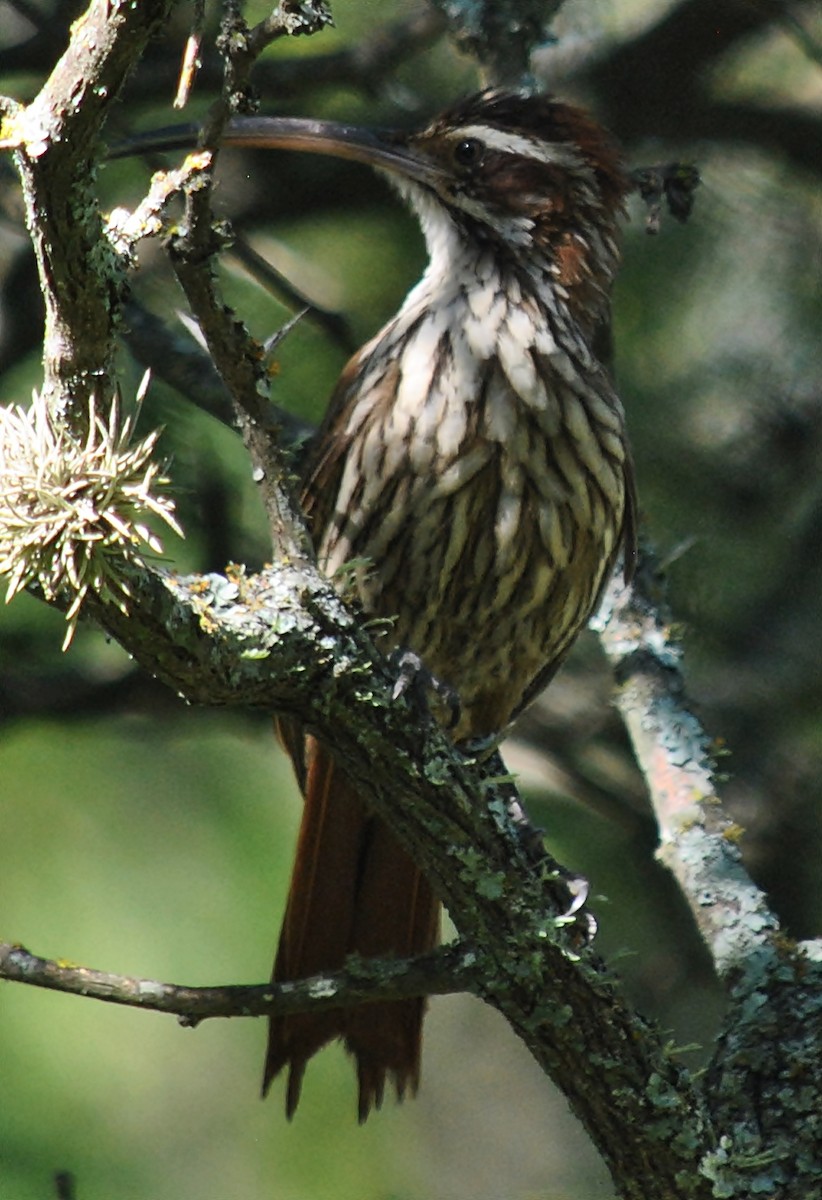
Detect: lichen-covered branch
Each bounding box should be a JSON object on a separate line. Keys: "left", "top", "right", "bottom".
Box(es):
{"left": 162, "top": 4, "right": 319, "bottom": 568}
{"left": 77, "top": 558, "right": 714, "bottom": 1198}
{"left": 168, "top": 232, "right": 315, "bottom": 566}
{"left": 430, "top": 0, "right": 566, "bottom": 84}
{"left": 593, "top": 558, "right": 822, "bottom": 1192}
{"left": 0, "top": 0, "right": 176, "bottom": 420}
{"left": 0, "top": 941, "right": 476, "bottom": 1020}
{"left": 703, "top": 942, "right": 822, "bottom": 1197}
{"left": 594, "top": 556, "right": 779, "bottom": 980}
{"left": 4, "top": 3, "right": 821, "bottom": 1197}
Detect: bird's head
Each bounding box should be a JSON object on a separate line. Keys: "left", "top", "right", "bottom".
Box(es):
{"left": 120, "top": 90, "right": 629, "bottom": 318}
{"left": 216, "top": 90, "right": 628, "bottom": 314}
{"left": 400, "top": 90, "right": 627, "bottom": 251}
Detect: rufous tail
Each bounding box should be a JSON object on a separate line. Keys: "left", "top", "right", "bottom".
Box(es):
{"left": 263, "top": 734, "right": 440, "bottom": 1121}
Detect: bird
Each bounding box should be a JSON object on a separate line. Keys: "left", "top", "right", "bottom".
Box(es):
{"left": 214, "top": 88, "right": 637, "bottom": 1121}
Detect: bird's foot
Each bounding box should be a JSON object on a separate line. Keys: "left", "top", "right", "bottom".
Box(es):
{"left": 456, "top": 732, "right": 504, "bottom": 763}
{"left": 389, "top": 648, "right": 461, "bottom": 731}
{"left": 459, "top": 740, "right": 596, "bottom": 941}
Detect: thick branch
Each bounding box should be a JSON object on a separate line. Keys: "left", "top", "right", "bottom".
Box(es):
{"left": 703, "top": 942, "right": 822, "bottom": 1196}
{"left": 8, "top": 5, "right": 814, "bottom": 1195}
{"left": 76, "top": 559, "right": 714, "bottom": 1198}
{"left": 594, "top": 562, "right": 822, "bottom": 1194}
{"left": 0, "top": 0, "right": 175, "bottom": 419}
{"left": 594, "top": 557, "right": 779, "bottom": 980}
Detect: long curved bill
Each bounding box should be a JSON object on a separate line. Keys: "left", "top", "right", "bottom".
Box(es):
{"left": 113, "top": 115, "right": 444, "bottom": 187}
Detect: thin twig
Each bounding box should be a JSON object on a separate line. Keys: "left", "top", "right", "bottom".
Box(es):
{"left": 0, "top": 941, "right": 476, "bottom": 1020}
{"left": 165, "top": 2, "right": 326, "bottom": 564}
{"left": 121, "top": 297, "right": 314, "bottom": 452}
{"left": 229, "top": 237, "right": 357, "bottom": 355}
{"left": 246, "top": 0, "right": 332, "bottom": 58}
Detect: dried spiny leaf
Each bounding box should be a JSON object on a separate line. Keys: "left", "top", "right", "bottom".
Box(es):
{"left": 0, "top": 390, "right": 183, "bottom": 648}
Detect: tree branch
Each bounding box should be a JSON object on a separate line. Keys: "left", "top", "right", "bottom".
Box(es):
{"left": 0, "top": 0, "right": 176, "bottom": 419}
{"left": 0, "top": 940, "right": 475, "bottom": 1019}
{"left": 168, "top": 229, "right": 315, "bottom": 564}
{"left": 120, "top": 296, "right": 314, "bottom": 448}
{"left": 5, "top": 3, "right": 822, "bottom": 1196}
{"left": 704, "top": 941, "right": 822, "bottom": 1196}
{"left": 73, "top": 557, "right": 715, "bottom": 1197}
{"left": 594, "top": 555, "right": 780, "bottom": 980}
{"left": 159, "top": 3, "right": 320, "bottom": 568}
{"left": 429, "top": 0, "right": 566, "bottom": 84}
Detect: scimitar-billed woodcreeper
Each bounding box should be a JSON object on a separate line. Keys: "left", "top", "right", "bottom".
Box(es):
{"left": 166, "top": 89, "right": 637, "bottom": 1120}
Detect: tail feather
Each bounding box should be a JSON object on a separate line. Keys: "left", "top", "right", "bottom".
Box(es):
{"left": 345, "top": 816, "right": 438, "bottom": 1120}
{"left": 265, "top": 733, "right": 439, "bottom": 1118}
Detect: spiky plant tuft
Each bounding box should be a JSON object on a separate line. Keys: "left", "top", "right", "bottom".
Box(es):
{"left": 0, "top": 381, "right": 182, "bottom": 647}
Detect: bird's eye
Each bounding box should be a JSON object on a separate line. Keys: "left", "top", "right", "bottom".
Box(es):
{"left": 453, "top": 137, "right": 484, "bottom": 167}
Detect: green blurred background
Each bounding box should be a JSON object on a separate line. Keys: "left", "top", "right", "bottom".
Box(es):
{"left": 1, "top": 0, "right": 821, "bottom": 1196}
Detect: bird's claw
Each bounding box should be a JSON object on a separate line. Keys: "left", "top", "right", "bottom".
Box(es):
{"left": 390, "top": 648, "right": 461, "bottom": 730}
{"left": 456, "top": 732, "right": 504, "bottom": 763}
{"left": 560, "top": 872, "right": 590, "bottom": 918}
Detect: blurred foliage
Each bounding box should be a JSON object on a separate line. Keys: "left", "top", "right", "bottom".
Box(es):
{"left": 1, "top": 0, "right": 822, "bottom": 1196}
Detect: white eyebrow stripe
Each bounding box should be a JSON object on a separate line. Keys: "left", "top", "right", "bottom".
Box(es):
{"left": 451, "top": 125, "right": 584, "bottom": 169}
